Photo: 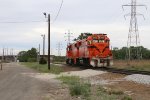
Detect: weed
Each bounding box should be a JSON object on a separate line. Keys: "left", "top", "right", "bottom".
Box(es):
{"left": 57, "top": 76, "right": 91, "bottom": 99}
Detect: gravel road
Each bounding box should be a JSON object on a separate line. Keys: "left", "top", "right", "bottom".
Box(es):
{"left": 0, "top": 63, "right": 61, "bottom": 100}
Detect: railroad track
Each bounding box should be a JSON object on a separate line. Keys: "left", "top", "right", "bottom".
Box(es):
{"left": 63, "top": 64, "right": 150, "bottom": 75}
{"left": 97, "top": 67, "right": 150, "bottom": 75}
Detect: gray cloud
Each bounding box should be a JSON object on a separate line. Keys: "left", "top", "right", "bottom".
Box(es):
{"left": 0, "top": 0, "right": 149, "bottom": 55}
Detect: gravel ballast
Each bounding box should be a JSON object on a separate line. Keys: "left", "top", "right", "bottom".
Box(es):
{"left": 125, "top": 74, "right": 150, "bottom": 85}
{"left": 61, "top": 69, "right": 106, "bottom": 78}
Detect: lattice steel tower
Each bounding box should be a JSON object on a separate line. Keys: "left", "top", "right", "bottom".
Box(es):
{"left": 123, "top": 0, "right": 147, "bottom": 60}
{"left": 64, "top": 30, "right": 73, "bottom": 46}
{"left": 56, "top": 42, "right": 62, "bottom": 56}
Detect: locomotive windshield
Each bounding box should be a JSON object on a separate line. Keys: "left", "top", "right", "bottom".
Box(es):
{"left": 93, "top": 39, "right": 105, "bottom": 43}
{"left": 92, "top": 35, "right": 105, "bottom": 43}
{"left": 93, "top": 38, "right": 105, "bottom": 43}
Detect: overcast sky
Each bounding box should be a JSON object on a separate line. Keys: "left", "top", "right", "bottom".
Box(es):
{"left": 0, "top": 0, "right": 150, "bottom": 56}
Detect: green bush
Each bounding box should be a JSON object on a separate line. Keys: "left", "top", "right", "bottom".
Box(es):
{"left": 57, "top": 76, "right": 91, "bottom": 98}
{"left": 39, "top": 58, "right": 47, "bottom": 64}
{"left": 70, "top": 83, "right": 82, "bottom": 96}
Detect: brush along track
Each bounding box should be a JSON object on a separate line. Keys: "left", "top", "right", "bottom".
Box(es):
{"left": 97, "top": 67, "right": 150, "bottom": 75}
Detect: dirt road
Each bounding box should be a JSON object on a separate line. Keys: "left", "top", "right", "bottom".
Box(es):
{"left": 0, "top": 63, "right": 62, "bottom": 100}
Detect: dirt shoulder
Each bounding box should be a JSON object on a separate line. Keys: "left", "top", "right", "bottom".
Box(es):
{"left": 88, "top": 72, "right": 150, "bottom": 100}
{"left": 0, "top": 63, "right": 69, "bottom": 100}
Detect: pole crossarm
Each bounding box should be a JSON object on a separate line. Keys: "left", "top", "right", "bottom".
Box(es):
{"left": 122, "top": 4, "right": 147, "bottom": 10}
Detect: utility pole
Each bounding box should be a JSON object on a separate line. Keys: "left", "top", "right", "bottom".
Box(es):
{"left": 43, "top": 12, "right": 50, "bottom": 70}
{"left": 2, "top": 48, "right": 4, "bottom": 61}
{"left": 123, "top": 0, "right": 147, "bottom": 61}
{"left": 41, "top": 34, "right": 45, "bottom": 56}
{"left": 36, "top": 48, "right": 39, "bottom": 62}
{"left": 39, "top": 44, "right": 40, "bottom": 58}
{"left": 7, "top": 48, "right": 8, "bottom": 56}
{"left": 36, "top": 44, "right": 40, "bottom": 62}
{"left": 12, "top": 49, "right": 13, "bottom": 56}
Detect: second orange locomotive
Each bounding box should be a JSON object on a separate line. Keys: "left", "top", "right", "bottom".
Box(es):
{"left": 66, "top": 33, "right": 113, "bottom": 67}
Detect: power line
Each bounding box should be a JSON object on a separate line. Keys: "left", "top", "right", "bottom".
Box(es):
{"left": 52, "top": 0, "right": 64, "bottom": 23}
{"left": 0, "top": 0, "right": 64, "bottom": 24}
{"left": 0, "top": 20, "right": 45, "bottom": 23}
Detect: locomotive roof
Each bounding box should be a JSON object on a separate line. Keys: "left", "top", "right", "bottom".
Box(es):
{"left": 92, "top": 33, "right": 107, "bottom": 35}
{"left": 67, "top": 33, "right": 108, "bottom": 47}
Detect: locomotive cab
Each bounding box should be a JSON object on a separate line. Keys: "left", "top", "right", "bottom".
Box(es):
{"left": 89, "top": 34, "right": 113, "bottom": 67}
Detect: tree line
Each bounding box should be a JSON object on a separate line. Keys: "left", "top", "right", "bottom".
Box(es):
{"left": 112, "top": 46, "right": 150, "bottom": 60}
{"left": 18, "top": 48, "right": 37, "bottom": 62}
{"left": 17, "top": 47, "right": 65, "bottom": 63}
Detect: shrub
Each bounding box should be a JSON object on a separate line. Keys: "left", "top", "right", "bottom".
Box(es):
{"left": 69, "top": 83, "right": 91, "bottom": 96}
{"left": 57, "top": 76, "right": 91, "bottom": 98}
{"left": 39, "top": 58, "right": 47, "bottom": 64}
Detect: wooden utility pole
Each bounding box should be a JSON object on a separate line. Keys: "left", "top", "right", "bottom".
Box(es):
{"left": 48, "top": 14, "right": 50, "bottom": 70}
{"left": 43, "top": 12, "right": 50, "bottom": 70}
{"left": 41, "top": 34, "right": 45, "bottom": 56}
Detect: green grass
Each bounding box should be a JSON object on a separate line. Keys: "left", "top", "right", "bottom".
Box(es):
{"left": 57, "top": 76, "right": 91, "bottom": 99}
{"left": 113, "top": 60, "right": 150, "bottom": 72}
{"left": 57, "top": 76, "right": 132, "bottom": 100}
{"left": 21, "top": 62, "right": 63, "bottom": 74}
{"left": 57, "top": 75, "right": 80, "bottom": 85}
{"left": 125, "top": 65, "right": 150, "bottom": 71}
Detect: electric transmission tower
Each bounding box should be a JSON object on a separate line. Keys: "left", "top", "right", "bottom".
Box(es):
{"left": 122, "top": 0, "right": 147, "bottom": 61}
{"left": 56, "top": 42, "right": 62, "bottom": 56}
{"left": 64, "top": 30, "right": 73, "bottom": 46}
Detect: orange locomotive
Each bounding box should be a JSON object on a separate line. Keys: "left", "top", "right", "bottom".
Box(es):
{"left": 66, "top": 33, "right": 113, "bottom": 67}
